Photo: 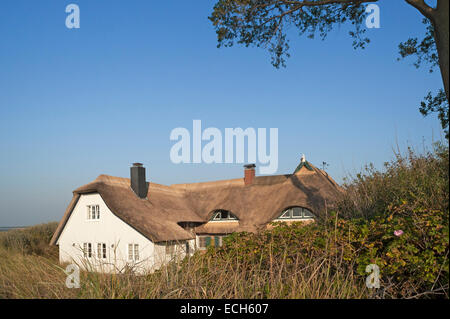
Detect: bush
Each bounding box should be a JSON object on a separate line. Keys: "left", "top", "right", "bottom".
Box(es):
{"left": 334, "top": 142, "right": 449, "bottom": 298}
{"left": 338, "top": 142, "right": 449, "bottom": 219}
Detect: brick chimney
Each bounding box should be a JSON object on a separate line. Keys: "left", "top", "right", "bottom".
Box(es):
{"left": 130, "top": 163, "right": 148, "bottom": 199}
{"left": 244, "top": 164, "right": 256, "bottom": 186}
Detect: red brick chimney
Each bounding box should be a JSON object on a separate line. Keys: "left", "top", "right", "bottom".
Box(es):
{"left": 244, "top": 164, "right": 256, "bottom": 186}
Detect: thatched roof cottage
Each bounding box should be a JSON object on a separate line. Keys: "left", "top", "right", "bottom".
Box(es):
{"left": 51, "top": 157, "right": 342, "bottom": 273}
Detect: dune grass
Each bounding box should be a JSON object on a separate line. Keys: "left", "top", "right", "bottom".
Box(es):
{"left": 0, "top": 228, "right": 368, "bottom": 299}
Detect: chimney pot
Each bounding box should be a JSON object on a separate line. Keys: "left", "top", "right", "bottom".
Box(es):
{"left": 244, "top": 164, "right": 256, "bottom": 185}
{"left": 130, "top": 163, "right": 148, "bottom": 199}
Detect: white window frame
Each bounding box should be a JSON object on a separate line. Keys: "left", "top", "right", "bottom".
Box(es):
{"left": 274, "top": 207, "right": 315, "bottom": 221}
{"left": 86, "top": 205, "right": 100, "bottom": 221}
{"left": 128, "top": 243, "right": 139, "bottom": 261}
{"left": 97, "top": 243, "right": 107, "bottom": 259}
{"left": 83, "top": 242, "right": 92, "bottom": 258}
{"left": 210, "top": 210, "right": 238, "bottom": 222}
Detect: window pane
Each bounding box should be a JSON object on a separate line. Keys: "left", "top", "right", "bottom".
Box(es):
{"left": 102, "top": 244, "right": 106, "bottom": 259}
{"left": 199, "top": 237, "right": 206, "bottom": 248}
{"left": 205, "top": 237, "right": 211, "bottom": 247}
{"left": 302, "top": 208, "right": 314, "bottom": 218}
{"left": 134, "top": 244, "right": 139, "bottom": 261}
{"left": 280, "top": 210, "right": 291, "bottom": 218}
{"left": 128, "top": 244, "right": 133, "bottom": 260}
{"left": 292, "top": 207, "right": 302, "bottom": 217}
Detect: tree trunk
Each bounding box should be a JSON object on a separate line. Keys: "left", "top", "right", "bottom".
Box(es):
{"left": 433, "top": 0, "right": 449, "bottom": 102}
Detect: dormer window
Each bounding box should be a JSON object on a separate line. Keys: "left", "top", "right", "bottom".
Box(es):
{"left": 276, "top": 207, "right": 315, "bottom": 220}
{"left": 87, "top": 205, "right": 100, "bottom": 220}
{"left": 210, "top": 210, "right": 238, "bottom": 221}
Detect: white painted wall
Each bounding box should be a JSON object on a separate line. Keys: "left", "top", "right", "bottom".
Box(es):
{"left": 57, "top": 193, "right": 194, "bottom": 274}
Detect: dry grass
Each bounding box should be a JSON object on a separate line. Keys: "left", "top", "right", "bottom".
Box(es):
{"left": 0, "top": 233, "right": 368, "bottom": 299}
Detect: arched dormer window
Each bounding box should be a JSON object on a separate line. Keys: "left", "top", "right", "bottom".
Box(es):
{"left": 210, "top": 209, "right": 238, "bottom": 221}
{"left": 275, "top": 207, "right": 315, "bottom": 220}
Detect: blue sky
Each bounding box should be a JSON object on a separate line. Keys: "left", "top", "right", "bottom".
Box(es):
{"left": 0, "top": 0, "right": 445, "bottom": 226}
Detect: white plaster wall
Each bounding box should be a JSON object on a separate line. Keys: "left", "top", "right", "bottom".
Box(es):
{"left": 57, "top": 193, "right": 180, "bottom": 274}
{"left": 153, "top": 239, "right": 196, "bottom": 267}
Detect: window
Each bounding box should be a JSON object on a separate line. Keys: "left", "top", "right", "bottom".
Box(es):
{"left": 97, "top": 243, "right": 106, "bottom": 259}
{"left": 275, "top": 207, "right": 315, "bottom": 220}
{"left": 87, "top": 205, "right": 100, "bottom": 220}
{"left": 198, "top": 236, "right": 223, "bottom": 249}
{"left": 128, "top": 244, "right": 133, "bottom": 260}
{"left": 210, "top": 210, "right": 238, "bottom": 221}
{"left": 198, "top": 236, "right": 213, "bottom": 249}
{"left": 214, "top": 236, "right": 221, "bottom": 247}
{"left": 83, "top": 243, "right": 92, "bottom": 258}
{"left": 292, "top": 207, "right": 302, "bottom": 218}
{"left": 199, "top": 236, "right": 208, "bottom": 248}
{"left": 279, "top": 210, "right": 291, "bottom": 219}
{"left": 128, "top": 243, "right": 139, "bottom": 261}
{"left": 303, "top": 209, "right": 315, "bottom": 218}
{"left": 134, "top": 244, "right": 139, "bottom": 261}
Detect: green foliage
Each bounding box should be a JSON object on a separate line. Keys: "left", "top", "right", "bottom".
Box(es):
{"left": 202, "top": 203, "right": 448, "bottom": 298}
{"left": 338, "top": 142, "right": 449, "bottom": 219}
{"left": 420, "top": 90, "right": 449, "bottom": 139}
{"left": 209, "top": 0, "right": 371, "bottom": 68}
{"left": 397, "top": 18, "right": 449, "bottom": 138}
{"left": 398, "top": 18, "right": 438, "bottom": 73}
{"left": 338, "top": 204, "right": 448, "bottom": 298}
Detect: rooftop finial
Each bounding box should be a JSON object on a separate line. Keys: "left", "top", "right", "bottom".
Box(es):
{"left": 301, "top": 154, "right": 306, "bottom": 163}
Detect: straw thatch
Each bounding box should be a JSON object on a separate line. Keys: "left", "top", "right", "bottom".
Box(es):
{"left": 50, "top": 162, "right": 342, "bottom": 244}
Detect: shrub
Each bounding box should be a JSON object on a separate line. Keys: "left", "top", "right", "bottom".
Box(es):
{"left": 338, "top": 142, "right": 449, "bottom": 219}
{"left": 333, "top": 142, "right": 449, "bottom": 298}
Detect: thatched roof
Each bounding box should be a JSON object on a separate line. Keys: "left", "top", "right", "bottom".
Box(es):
{"left": 50, "top": 162, "right": 342, "bottom": 244}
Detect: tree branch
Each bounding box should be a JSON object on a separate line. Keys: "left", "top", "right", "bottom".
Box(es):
{"left": 259, "top": 0, "right": 377, "bottom": 27}
{"left": 278, "top": 0, "right": 377, "bottom": 6}
{"left": 405, "top": 0, "right": 435, "bottom": 20}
